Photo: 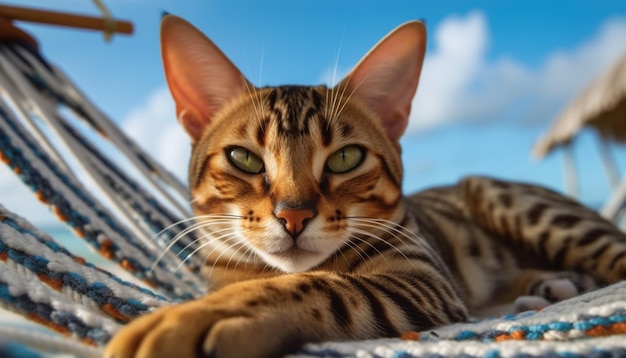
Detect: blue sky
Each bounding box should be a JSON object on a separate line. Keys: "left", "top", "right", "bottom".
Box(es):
{"left": 1, "top": 0, "right": 626, "bottom": 227}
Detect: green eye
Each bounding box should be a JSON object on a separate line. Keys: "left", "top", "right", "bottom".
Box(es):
{"left": 326, "top": 146, "right": 364, "bottom": 173}
{"left": 228, "top": 147, "right": 264, "bottom": 174}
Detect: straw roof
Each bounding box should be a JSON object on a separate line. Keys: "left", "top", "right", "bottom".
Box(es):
{"left": 533, "top": 52, "right": 626, "bottom": 158}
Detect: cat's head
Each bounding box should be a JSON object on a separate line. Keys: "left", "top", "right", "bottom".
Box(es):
{"left": 160, "top": 16, "right": 426, "bottom": 273}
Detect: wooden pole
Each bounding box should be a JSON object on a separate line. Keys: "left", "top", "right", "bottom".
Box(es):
{"left": 0, "top": 4, "right": 133, "bottom": 35}
{"left": 563, "top": 141, "right": 579, "bottom": 198}
{"left": 597, "top": 138, "right": 620, "bottom": 189}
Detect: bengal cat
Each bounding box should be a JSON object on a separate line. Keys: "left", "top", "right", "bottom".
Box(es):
{"left": 105, "top": 15, "right": 626, "bottom": 358}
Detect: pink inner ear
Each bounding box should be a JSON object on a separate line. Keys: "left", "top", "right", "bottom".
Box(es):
{"left": 160, "top": 15, "right": 251, "bottom": 142}
{"left": 337, "top": 21, "right": 427, "bottom": 141}
{"left": 177, "top": 107, "right": 207, "bottom": 141}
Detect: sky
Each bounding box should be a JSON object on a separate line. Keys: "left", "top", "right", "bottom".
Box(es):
{"left": 1, "top": 0, "right": 626, "bottom": 228}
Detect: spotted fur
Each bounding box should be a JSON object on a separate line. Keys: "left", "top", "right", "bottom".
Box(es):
{"left": 105, "top": 16, "right": 626, "bottom": 358}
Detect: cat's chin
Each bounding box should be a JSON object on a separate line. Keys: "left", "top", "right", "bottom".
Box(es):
{"left": 261, "top": 247, "right": 326, "bottom": 273}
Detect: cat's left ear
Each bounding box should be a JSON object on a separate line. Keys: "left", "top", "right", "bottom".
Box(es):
{"left": 160, "top": 15, "right": 251, "bottom": 142}
{"left": 337, "top": 21, "right": 426, "bottom": 141}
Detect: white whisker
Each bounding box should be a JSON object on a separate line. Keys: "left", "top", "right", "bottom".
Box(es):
{"left": 183, "top": 229, "right": 248, "bottom": 272}
{"left": 340, "top": 236, "right": 369, "bottom": 265}
{"left": 150, "top": 218, "right": 240, "bottom": 271}
{"left": 151, "top": 214, "right": 242, "bottom": 243}
{"left": 259, "top": 41, "right": 265, "bottom": 86}
{"left": 205, "top": 230, "right": 252, "bottom": 275}
{"left": 243, "top": 79, "right": 263, "bottom": 124}
{"left": 346, "top": 228, "right": 393, "bottom": 268}
{"left": 348, "top": 217, "right": 447, "bottom": 273}
{"left": 349, "top": 217, "right": 439, "bottom": 258}
{"left": 233, "top": 243, "right": 257, "bottom": 272}
{"left": 223, "top": 232, "right": 255, "bottom": 274}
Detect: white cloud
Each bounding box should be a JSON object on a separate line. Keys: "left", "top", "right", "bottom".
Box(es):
{"left": 408, "top": 13, "right": 626, "bottom": 133}
{"left": 121, "top": 87, "right": 190, "bottom": 182}
{"left": 409, "top": 11, "right": 490, "bottom": 131}
{"left": 525, "top": 18, "right": 626, "bottom": 123}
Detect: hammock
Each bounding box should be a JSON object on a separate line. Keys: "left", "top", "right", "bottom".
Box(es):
{"left": 1, "top": 22, "right": 626, "bottom": 358}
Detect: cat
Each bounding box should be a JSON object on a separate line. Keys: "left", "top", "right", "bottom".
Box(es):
{"left": 104, "top": 15, "right": 626, "bottom": 358}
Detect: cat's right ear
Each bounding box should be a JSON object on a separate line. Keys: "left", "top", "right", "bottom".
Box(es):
{"left": 160, "top": 15, "right": 250, "bottom": 142}
{"left": 337, "top": 21, "right": 426, "bottom": 142}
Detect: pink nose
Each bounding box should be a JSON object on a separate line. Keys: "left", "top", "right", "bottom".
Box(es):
{"left": 275, "top": 208, "right": 315, "bottom": 237}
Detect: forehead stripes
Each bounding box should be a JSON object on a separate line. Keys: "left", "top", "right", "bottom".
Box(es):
{"left": 258, "top": 86, "right": 332, "bottom": 145}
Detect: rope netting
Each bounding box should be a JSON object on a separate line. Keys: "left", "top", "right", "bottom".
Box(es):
{"left": 0, "top": 41, "right": 205, "bottom": 356}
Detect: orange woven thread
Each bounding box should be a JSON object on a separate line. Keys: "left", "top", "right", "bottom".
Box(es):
{"left": 52, "top": 206, "right": 69, "bottom": 222}
{"left": 586, "top": 322, "right": 626, "bottom": 337}
{"left": 142, "top": 278, "right": 157, "bottom": 288}
{"left": 34, "top": 191, "right": 48, "bottom": 204}
{"left": 0, "top": 151, "right": 10, "bottom": 164}
{"left": 81, "top": 337, "right": 97, "bottom": 346}
{"left": 73, "top": 227, "right": 85, "bottom": 238}
{"left": 0, "top": 251, "right": 7, "bottom": 261}
{"left": 494, "top": 330, "right": 526, "bottom": 342}
{"left": 121, "top": 259, "right": 135, "bottom": 272}
{"left": 102, "top": 303, "right": 129, "bottom": 322}
{"left": 494, "top": 334, "right": 511, "bottom": 342}
{"left": 27, "top": 313, "right": 69, "bottom": 334}
{"left": 99, "top": 239, "right": 114, "bottom": 259}
{"left": 38, "top": 273, "right": 63, "bottom": 290}
{"left": 400, "top": 331, "right": 420, "bottom": 341}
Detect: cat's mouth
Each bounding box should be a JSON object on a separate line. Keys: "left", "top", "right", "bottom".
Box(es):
{"left": 260, "top": 239, "right": 328, "bottom": 272}
{"left": 265, "top": 247, "right": 324, "bottom": 273}
{"left": 269, "top": 246, "right": 317, "bottom": 259}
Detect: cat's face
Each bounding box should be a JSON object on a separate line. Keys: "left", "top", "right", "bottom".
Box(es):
{"left": 187, "top": 85, "right": 404, "bottom": 272}
{"left": 160, "top": 16, "right": 426, "bottom": 273}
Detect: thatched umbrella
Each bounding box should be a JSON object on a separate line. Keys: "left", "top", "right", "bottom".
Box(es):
{"left": 533, "top": 51, "right": 626, "bottom": 220}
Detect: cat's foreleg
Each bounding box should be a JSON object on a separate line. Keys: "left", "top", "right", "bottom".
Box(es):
{"left": 104, "top": 270, "right": 467, "bottom": 358}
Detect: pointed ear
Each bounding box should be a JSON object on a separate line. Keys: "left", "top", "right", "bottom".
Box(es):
{"left": 337, "top": 21, "right": 426, "bottom": 141}
{"left": 160, "top": 15, "right": 251, "bottom": 142}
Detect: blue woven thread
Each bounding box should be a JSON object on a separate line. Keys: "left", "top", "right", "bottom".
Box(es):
{"left": 451, "top": 312, "right": 626, "bottom": 342}
{"left": 1, "top": 215, "right": 168, "bottom": 301}
{"left": 484, "top": 351, "right": 500, "bottom": 358}
{"left": 0, "top": 234, "right": 157, "bottom": 322}
{"left": 0, "top": 282, "right": 111, "bottom": 344}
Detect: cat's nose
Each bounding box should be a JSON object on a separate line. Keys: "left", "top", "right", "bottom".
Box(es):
{"left": 275, "top": 205, "right": 316, "bottom": 238}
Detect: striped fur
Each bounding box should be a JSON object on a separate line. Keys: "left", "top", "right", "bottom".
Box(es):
{"left": 105, "top": 16, "right": 626, "bottom": 358}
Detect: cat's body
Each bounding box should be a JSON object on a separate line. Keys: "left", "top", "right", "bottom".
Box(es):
{"left": 105, "top": 16, "right": 626, "bottom": 358}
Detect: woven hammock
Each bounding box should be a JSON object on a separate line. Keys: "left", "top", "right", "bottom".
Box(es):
{"left": 1, "top": 42, "right": 626, "bottom": 358}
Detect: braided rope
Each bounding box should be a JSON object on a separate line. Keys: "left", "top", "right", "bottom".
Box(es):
{"left": 298, "top": 281, "right": 626, "bottom": 357}
{"left": 0, "top": 205, "right": 174, "bottom": 351}
{"left": 0, "top": 207, "right": 168, "bottom": 319}
{"left": 0, "top": 43, "right": 206, "bottom": 298}
{"left": 0, "top": 97, "right": 203, "bottom": 300}
{"left": 0, "top": 326, "right": 101, "bottom": 358}
{"left": 0, "top": 44, "right": 202, "bottom": 271}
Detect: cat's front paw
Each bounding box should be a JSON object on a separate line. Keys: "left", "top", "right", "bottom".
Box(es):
{"left": 103, "top": 292, "right": 303, "bottom": 358}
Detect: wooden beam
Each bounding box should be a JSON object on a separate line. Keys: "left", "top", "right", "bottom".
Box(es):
{"left": 0, "top": 4, "right": 133, "bottom": 35}
{"left": 563, "top": 141, "right": 579, "bottom": 198}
